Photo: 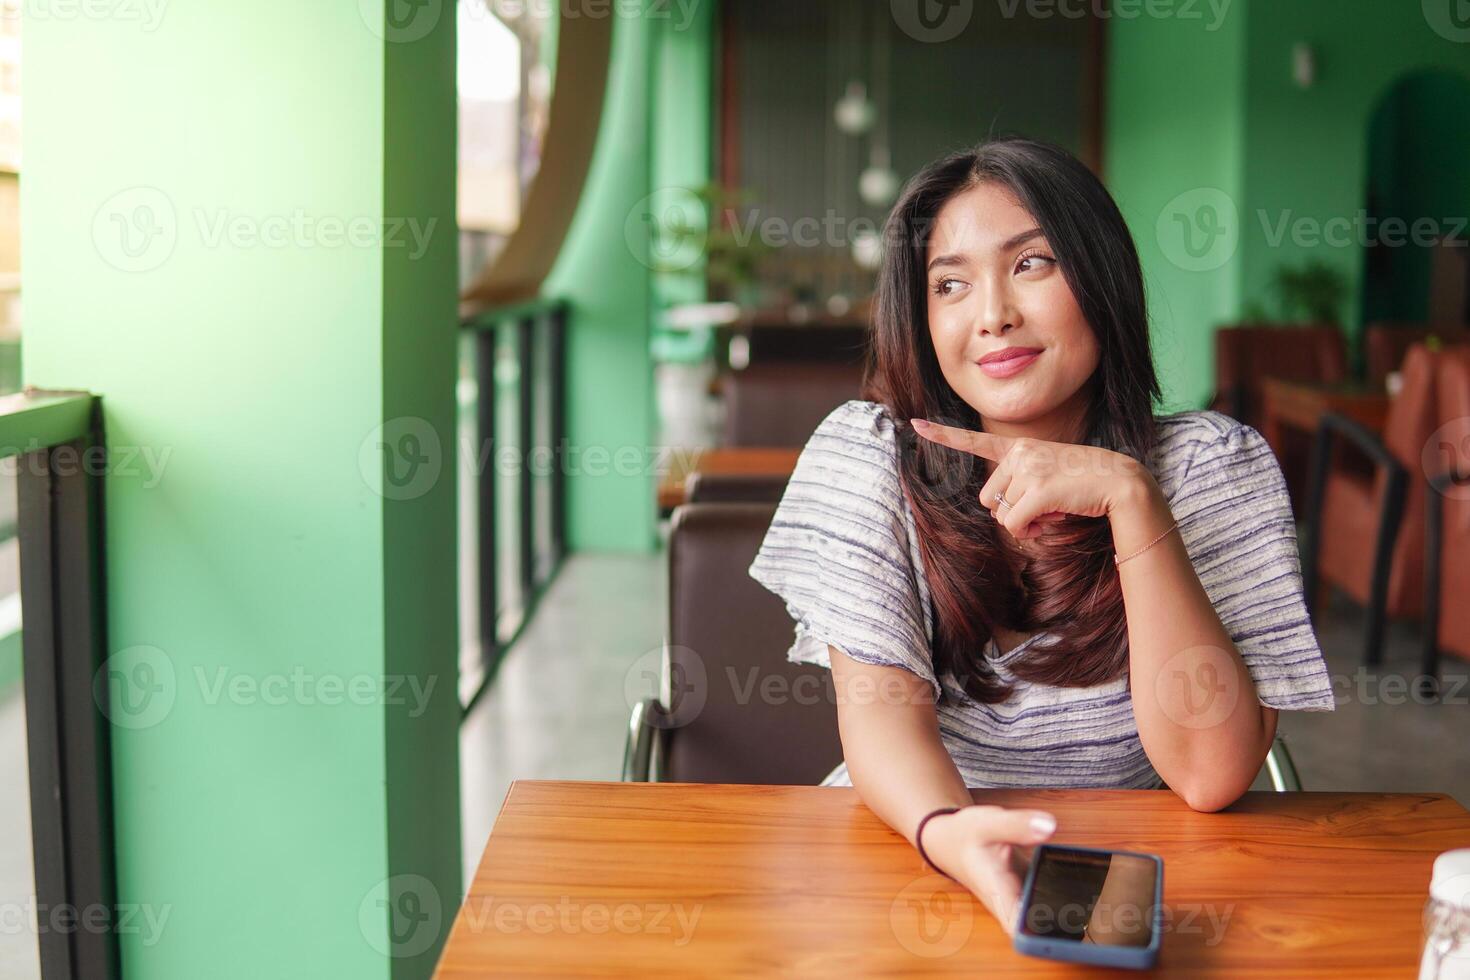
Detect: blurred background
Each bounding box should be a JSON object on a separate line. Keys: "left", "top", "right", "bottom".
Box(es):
{"left": 2, "top": 1, "right": 1470, "bottom": 977}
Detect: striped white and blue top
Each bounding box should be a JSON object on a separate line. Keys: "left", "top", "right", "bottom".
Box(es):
{"left": 748, "top": 399, "right": 1335, "bottom": 789}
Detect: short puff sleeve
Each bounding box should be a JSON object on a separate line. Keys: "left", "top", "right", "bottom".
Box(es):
{"left": 747, "top": 400, "right": 940, "bottom": 698}
{"left": 1169, "top": 415, "right": 1335, "bottom": 710}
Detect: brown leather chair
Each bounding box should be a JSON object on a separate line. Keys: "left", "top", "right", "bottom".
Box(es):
{"left": 1208, "top": 323, "right": 1348, "bottom": 424}
{"left": 1421, "top": 345, "right": 1470, "bottom": 693}
{"left": 1364, "top": 322, "right": 1470, "bottom": 388}
{"left": 721, "top": 361, "right": 864, "bottom": 447}
{"left": 627, "top": 507, "right": 1309, "bottom": 789}
{"left": 684, "top": 471, "right": 789, "bottom": 504}
{"left": 1304, "top": 344, "right": 1440, "bottom": 665}
{"left": 1209, "top": 324, "right": 1348, "bottom": 507}
{"left": 624, "top": 503, "right": 842, "bottom": 784}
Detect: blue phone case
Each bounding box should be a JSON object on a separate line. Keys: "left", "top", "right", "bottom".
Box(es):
{"left": 1012, "top": 844, "right": 1164, "bottom": 970}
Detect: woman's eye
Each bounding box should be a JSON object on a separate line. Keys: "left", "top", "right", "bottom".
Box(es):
{"left": 1016, "top": 251, "right": 1055, "bottom": 274}
{"left": 931, "top": 277, "right": 965, "bottom": 297}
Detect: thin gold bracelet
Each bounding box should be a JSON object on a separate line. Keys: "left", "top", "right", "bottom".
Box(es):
{"left": 1114, "top": 521, "right": 1179, "bottom": 566}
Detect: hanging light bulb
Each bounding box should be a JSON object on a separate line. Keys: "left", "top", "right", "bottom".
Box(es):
{"left": 852, "top": 228, "right": 883, "bottom": 270}
{"left": 859, "top": 144, "right": 900, "bottom": 209}
{"left": 834, "top": 80, "right": 876, "bottom": 136}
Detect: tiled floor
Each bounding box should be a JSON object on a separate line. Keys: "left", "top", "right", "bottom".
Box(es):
{"left": 459, "top": 551, "right": 1470, "bottom": 883}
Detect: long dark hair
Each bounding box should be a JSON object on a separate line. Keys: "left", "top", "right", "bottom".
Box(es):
{"left": 861, "top": 136, "right": 1161, "bottom": 703}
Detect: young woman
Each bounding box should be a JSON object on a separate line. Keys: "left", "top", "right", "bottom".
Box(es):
{"left": 748, "top": 137, "right": 1334, "bottom": 934}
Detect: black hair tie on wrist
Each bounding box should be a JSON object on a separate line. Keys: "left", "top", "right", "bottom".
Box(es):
{"left": 915, "top": 806, "right": 963, "bottom": 880}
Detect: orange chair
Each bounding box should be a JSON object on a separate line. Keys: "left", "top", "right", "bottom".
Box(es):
{"left": 1420, "top": 346, "right": 1470, "bottom": 694}
{"left": 1363, "top": 322, "right": 1470, "bottom": 388}
{"left": 1303, "top": 344, "right": 1440, "bottom": 665}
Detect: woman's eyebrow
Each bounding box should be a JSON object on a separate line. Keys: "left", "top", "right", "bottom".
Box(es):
{"left": 925, "top": 227, "right": 1045, "bottom": 272}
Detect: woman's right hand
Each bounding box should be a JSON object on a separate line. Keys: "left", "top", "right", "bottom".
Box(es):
{"left": 919, "top": 805, "right": 1057, "bottom": 935}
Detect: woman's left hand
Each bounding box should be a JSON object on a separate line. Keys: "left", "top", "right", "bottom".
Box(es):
{"left": 910, "top": 418, "right": 1155, "bottom": 540}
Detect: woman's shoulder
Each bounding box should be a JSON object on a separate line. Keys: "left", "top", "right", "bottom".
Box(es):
{"left": 1149, "top": 409, "right": 1283, "bottom": 509}
{"left": 803, "top": 399, "right": 902, "bottom": 467}
{"left": 1150, "top": 409, "right": 1270, "bottom": 471}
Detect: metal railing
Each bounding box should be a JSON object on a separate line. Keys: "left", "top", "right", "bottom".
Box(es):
{"left": 459, "top": 299, "right": 568, "bottom": 708}
{"left": 2, "top": 387, "right": 118, "bottom": 980}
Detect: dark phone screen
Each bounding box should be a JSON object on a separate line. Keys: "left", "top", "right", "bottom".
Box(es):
{"left": 1019, "top": 847, "right": 1158, "bottom": 947}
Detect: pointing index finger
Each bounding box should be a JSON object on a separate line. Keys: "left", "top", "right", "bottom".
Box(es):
{"left": 910, "top": 419, "right": 1012, "bottom": 461}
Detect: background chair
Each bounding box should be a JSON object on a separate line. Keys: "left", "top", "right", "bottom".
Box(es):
{"left": 1209, "top": 324, "right": 1348, "bottom": 507}
{"left": 1363, "top": 321, "right": 1470, "bottom": 388}
{"left": 1420, "top": 346, "right": 1470, "bottom": 695}
{"left": 721, "top": 360, "right": 863, "bottom": 447}
{"left": 625, "top": 505, "right": 1306, "bottom": 792}
{"left": 1208, "top": 323, "right": 1348, "bottom": 425}
{"left": 684, "top": 471, "right": 790, "bottom": 504}
{"left": 1304, "top": 343, "right": 1441, "bottom": 665}
{"left": 624, "top": 503, "right": 842, "bottom": 784}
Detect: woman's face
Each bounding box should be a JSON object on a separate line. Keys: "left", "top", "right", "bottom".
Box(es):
{"left": 924, "top": 180, "right": 1100, "bottom": 441}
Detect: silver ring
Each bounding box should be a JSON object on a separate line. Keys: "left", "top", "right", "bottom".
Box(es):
{"left": 994, "top": 491, "right": 1010, "bottom": 511}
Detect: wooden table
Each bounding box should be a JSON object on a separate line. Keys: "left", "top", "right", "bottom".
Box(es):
{"left": 1259, "top": 378, "right": 1391, "bottom": 461}
{"left": 656, "top": 446, "right": 801, "bottom": 511}
{"left": 434, "top": 781, "right": 1470, "bottom": 977}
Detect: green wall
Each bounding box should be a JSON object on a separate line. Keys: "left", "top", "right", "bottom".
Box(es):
{"left": 1104, "top": 3, "right": 1248, "bottom": 413}
{"left": 545, "top": 11, "right": 659, "bottom": 552}
{"left": 1106, "top": 0, "right": 1470, "bottom": 408}
{"left": 21, "top": 3, "right": 460, "bottom": 978}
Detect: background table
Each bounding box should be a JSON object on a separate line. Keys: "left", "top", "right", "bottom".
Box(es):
{"left": 656, "top": 446, "right": 800, "bottom": 511}
{"left": 433, "top": 781, "right": 1470, "bottom": 977}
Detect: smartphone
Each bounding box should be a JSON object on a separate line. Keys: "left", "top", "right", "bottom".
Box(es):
{"left": 1013, "top": 844, "right": 1164, "bottom": 970}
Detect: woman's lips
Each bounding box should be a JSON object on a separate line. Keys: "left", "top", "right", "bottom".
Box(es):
{"left": 976, "top": 349, "right": 1042, "bottom": 379}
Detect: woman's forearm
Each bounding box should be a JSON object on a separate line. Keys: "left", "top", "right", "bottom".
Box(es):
{"left": 826, "top": 646, "right": 972, "bottom": 857}
{"left": 1107, "top": 477, "right": 1276, "bottom": 811}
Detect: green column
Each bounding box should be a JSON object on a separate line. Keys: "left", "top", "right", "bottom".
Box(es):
{"left": 21, "top": 3, "right": 459, "bottom": 978}
{"left": 545, "top": 9, "right": 658, "bottom": 552}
